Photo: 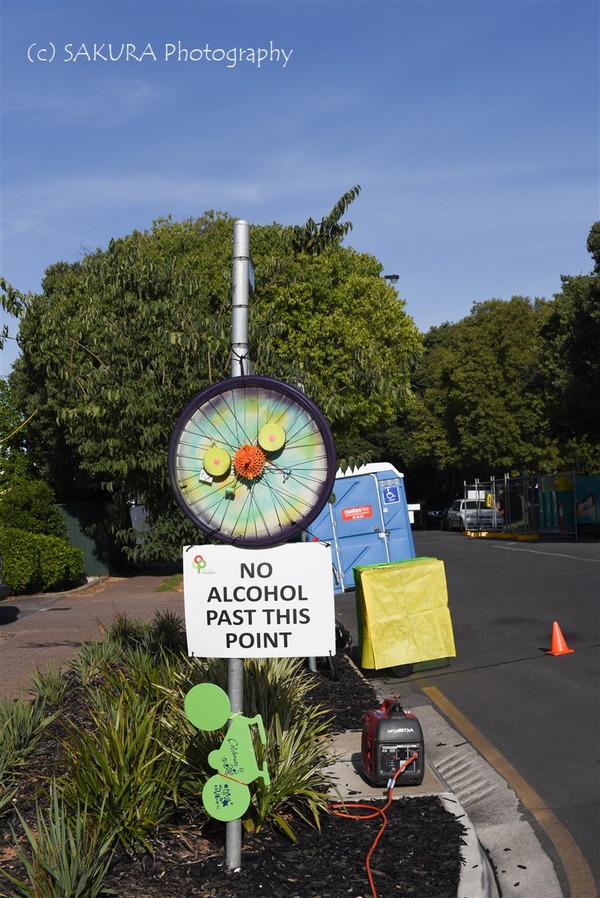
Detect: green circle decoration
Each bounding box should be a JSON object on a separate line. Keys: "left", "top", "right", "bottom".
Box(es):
{"left": 257, "top": 421, "right": 286, "bottom": 452}
{"left": 202, "top": 774, "right": 250, "bottom": 822}
{"left": 184, "top": 683, "right": 231, "bottom": 732}
{"left": 203, "top": 447, "right": 232, "bottom": 477}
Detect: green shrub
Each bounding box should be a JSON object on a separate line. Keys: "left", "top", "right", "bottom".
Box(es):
{"left": 0, "top": 478, "right": 68, "bottom": 538}
{"left": 0, "top": 788, "right": 116, "bottom": 898}
{"left": 101, "top": 612, "right": 150, "bottom": 649}
{"left": 0, "top": 526, "right": 85, "bottom": 594}
{"left": 37, "top": 533, "right": 85, "bottom": 591}
{"left": 61, "top": 675, "right": 183, "bottom": 852}
{"left": 101, "top": 610, "right": 187, "bottom": 658}
{"left": 149, "top": 609, "right": 187, "bottom": 655}
{"left": 243, "top": 657, "right": 318, "bottom": 726}
{"left": 0, "top": 527, "right": 38, "bottom": 594}
{"left": 0, "top": 696, "right": 58, "bottom": 766}
{"left": 29, "top": 663, "right": 69, "bottom": 707}
{"left": 241, "top": 659, "right": 336, "bottom": 836}
{"left": 0, "top": 615, "right": 340, "bottom": 863}
{"left": 69, "top": 640, "right": 123, "bottom": 687}
{"left": 248, "top": 709, "right": 335, "bottom": 838}
{"left": 0, "top": 779, "right": 17, "bottom": 820}
{"left": 0, "top": 746, "right": 21, "bottom": 797}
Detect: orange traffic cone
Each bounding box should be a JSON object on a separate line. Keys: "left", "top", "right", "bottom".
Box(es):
{"left": 546, "top": 621, "right": 575, "bottom": 656}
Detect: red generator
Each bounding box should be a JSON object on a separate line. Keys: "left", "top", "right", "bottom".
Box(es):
{"left": 361, "top": 699, "right": 425, "bottom": 786}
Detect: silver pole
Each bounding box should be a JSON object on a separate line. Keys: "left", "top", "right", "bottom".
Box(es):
{"left": 226, "top": 220, "right": 252, "bottom": 871}
{"left": 231, "top": 220, "right": 253, "bottom": 377}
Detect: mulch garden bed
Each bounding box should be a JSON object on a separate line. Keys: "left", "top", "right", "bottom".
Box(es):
{"left": 0, "top": 655, "right": 467, "bottom": 898}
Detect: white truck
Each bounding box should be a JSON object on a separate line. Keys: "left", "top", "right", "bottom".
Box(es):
{"left": 446, "top": 497, "right": 501, "bottom": 531}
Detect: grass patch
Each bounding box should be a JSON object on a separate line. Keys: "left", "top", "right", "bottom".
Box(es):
{"left": 154, "top": 573, "right": 183, "bottom": 593}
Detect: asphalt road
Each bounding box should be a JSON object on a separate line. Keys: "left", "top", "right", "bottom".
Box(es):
{"left": 335, "top": 530, "right": 600, "bottom": 896}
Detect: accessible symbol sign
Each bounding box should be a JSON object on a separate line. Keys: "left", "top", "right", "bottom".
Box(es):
{"left": 183, "top": 542, "right": 336, "bottom": 658}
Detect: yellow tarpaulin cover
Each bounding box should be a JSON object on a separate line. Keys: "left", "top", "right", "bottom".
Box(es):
{"left": 355, "top": 557, "right": 456, "bottom": 670}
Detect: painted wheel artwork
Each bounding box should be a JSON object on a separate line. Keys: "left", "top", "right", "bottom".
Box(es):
{"left": 168, "top": 376, "right": 337, "bottom": 547}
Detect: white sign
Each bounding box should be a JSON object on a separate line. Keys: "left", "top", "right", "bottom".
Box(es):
{"left": 183, "top": 543, "right": 336, "bottom": 658}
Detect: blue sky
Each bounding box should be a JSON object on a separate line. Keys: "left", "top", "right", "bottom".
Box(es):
{"left": 1, "top": 0, "right": 598, "bottom": 375}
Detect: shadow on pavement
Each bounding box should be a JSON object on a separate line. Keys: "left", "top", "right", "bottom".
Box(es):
{"left": 0, "top": 605, "right": 20, "bottom": 625}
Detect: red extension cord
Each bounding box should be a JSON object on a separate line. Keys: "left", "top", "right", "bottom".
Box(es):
{"left": 329, "top": 752, "right": 419, "bottom": 898}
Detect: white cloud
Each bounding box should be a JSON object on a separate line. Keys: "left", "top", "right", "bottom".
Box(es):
{"left": 2, "top": 78, "right": 167, "bottom": 126}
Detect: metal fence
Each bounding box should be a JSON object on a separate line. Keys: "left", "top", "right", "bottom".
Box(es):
{"left": 464, "top": 473, "right": 600, "bottom": 538}
{"left": 463, "top": 475, "right": 539, "bottom": 533}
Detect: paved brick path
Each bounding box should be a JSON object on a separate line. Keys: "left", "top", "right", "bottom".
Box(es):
{"left": 0, "top": 576, "right": 185, "bottom": 699}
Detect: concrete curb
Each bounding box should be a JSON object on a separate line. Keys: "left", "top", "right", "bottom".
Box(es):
{"left": 439, "top": 793, "right": 500, "bottom": 898}
{"left": 413, "top": 701, "right": 565, "bottom": 898}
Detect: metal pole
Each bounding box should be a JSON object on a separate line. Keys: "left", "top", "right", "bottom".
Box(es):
{"left": 226, "top": 220, "right": 252, "bottom": 871}
{"left": 231, "top": 220, "right": 253, "bottom": 377}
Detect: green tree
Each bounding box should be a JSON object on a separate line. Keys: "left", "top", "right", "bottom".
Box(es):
{"left": 539, "top": 223, "right": 600, "bottom": 465}
{"left": 9, "top": 213, "right": 240, "bottom": 555}
{"left": 8, "top": 198, "right": 421, "bottom": 561}
{"left": 285, "top": 185, "right": 362, "bottom": 256}
{"left": 394, "top": 297, "right": 561, "bottom": 489}
{"left": 0, "top": 377, "right": 33, "bottom": 487}
{"left": 586, "top": 221, "right": 600, "bottom": 273}
{"left": 0, "top": 277, "right": 25, "bottom": 351}
{"left": 252, "top": 235, "right": 421, "bottom": 457}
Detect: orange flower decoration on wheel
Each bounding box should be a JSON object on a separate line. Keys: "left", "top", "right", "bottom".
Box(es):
{"left": 233, "top": 444, "right": 266, "bottom": 480}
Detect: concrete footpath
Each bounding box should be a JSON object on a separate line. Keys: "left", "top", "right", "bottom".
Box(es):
{"left": 0, "top": 575, "right": 181, "bottom": 698}
{"left": 0, "top": 575, "right": 564, "bottom": 898}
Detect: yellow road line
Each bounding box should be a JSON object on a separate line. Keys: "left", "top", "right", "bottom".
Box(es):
{"left": 423, "top": 685, "right": 597, "bottom": 898}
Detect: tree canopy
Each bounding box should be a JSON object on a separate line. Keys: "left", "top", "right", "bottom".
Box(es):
{"left": 0, "top": 377, "right": 33, "bottom": 487}
{"left": 285, "top": 185, "right": 362, "bottom": 256}
{"left": 387, "top": 297, "right": 561, "bottom": 486}
{"left": 538, "top": 227, "right": 600, "bottom": 456}
{"left": 374, "top": 224, "right": 600, "bottom": 503}
{"left": 4, "top": 206, "right": 598, "bottom": 558}
{"left": 7, "top": 197, "right": 422, "bottom": 559}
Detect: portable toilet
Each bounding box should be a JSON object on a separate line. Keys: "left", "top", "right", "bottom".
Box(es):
{"left": 306, "top": 463, "right": 416, "bottom": 592}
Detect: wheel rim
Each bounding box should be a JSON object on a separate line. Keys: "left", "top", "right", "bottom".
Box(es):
{"left": 168, "top": 376, "right": 337, "bottom": 547}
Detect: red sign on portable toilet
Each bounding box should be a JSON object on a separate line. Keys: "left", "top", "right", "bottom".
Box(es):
{"left": 342, "top": 505, "right": 373, "bottom": 521}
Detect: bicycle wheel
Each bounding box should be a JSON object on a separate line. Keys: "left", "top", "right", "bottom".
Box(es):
{"left": 168, "top": 376, "right": 337, "bottom": 547}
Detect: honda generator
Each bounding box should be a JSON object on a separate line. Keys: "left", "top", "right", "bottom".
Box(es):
{"left": 361, "top": 699, "right": 424, "bottom": 786}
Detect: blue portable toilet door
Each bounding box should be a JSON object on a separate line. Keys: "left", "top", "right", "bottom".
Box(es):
{"left": 332, "top": 474, "right": 390, "bottom": 588}
{"left": 376, "top": 471, "right": 416, "bottom": 562}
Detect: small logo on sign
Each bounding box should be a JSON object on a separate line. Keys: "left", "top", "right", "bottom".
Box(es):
{"left": 193, "top": 554, "right": 207, "bottom": 572}
{"left": 342, "top": 505, "right": 373, "bottom": 521}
